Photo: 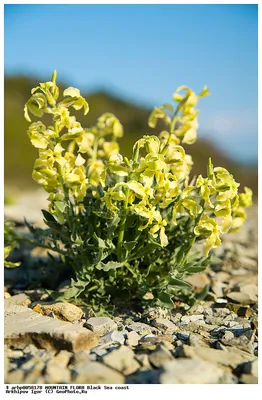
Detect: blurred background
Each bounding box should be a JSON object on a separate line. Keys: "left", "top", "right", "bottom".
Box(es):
{"left": 4, "top": 4, "right": 258, "bottom": 199}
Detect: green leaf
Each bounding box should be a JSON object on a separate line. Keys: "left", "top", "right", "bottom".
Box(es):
{"left": 156, "top": 292, "right": 174, "bottom": 308}
{"left": 42, "top": 209, "right": 57, "bottom": 222}
{"left": 95, "top": 261, "right": 124, "bottom": 272}
{"left": 169, "top": 277, "right": 192, "bottom": 290}
{"left": 123, "top": 241, "right": 137, "bottom": 252}
{"left": 93, "top": 233, "right": 106, "bottom": 249}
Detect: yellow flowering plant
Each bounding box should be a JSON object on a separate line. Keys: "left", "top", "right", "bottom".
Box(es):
{"left": 5, "top": 71, "right": 252, "bottom": 312}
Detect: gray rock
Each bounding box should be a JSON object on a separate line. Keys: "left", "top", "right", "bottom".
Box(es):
{"left": 73, "top": 362, "right": 124, "bottom": 384}
{"left": 151, "top": 318, "right": 177, "bottom": 334}
{"left": 5, "top": 304, "right": 98, "bottom": 352}
{"left": 85, "top": 317, "right": 117, "bottom": 336}
{"left": 99, "top": 330, "right": 125, "bottom": 345}
{"left": 176, "top": 331, "right": 190, "bottom": 342}
{"left": 102, "top": 345, "right": 140, "bottom": 375}
{"left": 148, "top": 344, "right": 174, "bottom": 368}
{"left": 160, "top": 358, "right": 224, "bottom": 384}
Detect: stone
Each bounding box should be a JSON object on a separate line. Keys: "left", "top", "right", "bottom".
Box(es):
{"left": 85, "top": 317, "right": 117, "bottom": 336}
{"left": 102, "top": 345, "right": 140, "bottom": 375}
{"left": 73, "top": 362, "right": 124, "bottom": 384}
{"left": 148, "top": 344, "right": 174, "bottom": 368}
{"left": 126, "top": 322, "right": 153, "bottom": 335}
{"left": 226, "top": 292, "right": 255, "bottom": 305}
{"left": 240, "top": 284, "right": 258, "bottom": 300}
{"left": 4, "top": 294, "right": 31, "bottom": 308}
{"left": 99, "top": 330, "right": 125, "bottom": 345}
{"left": 151, "top": 318, "right": 177, "bottom": 334}
{"left": 32, "top": 302, "right": 84, "bottom": 322}
{"left": 176, "top": 331, "right": 190, "bottom": 342}
{"left": 125, "top": 331, "right": 140, "bottom": 347}
{"left": 143, "top": 307, "right": 169, "bottom": 320}
{"left": 160, "top": 358, "right": 224, "bottom": 384}
{"left": 5, "top": 304, "right": 98, "bottom": 352}
{"left": 181, "top": 315, "right": 204, "bottom": 323}
{"left": 182, "top": 345, "right": 256, "bottom": 368}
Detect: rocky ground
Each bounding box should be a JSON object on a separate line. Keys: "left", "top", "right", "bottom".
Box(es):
{"left": 4, "top": 191, "right": 258, "bottom": 384}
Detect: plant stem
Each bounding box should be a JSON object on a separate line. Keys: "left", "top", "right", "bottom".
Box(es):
{"left": 117, "top": 188, "right": 129, "bottom": 261}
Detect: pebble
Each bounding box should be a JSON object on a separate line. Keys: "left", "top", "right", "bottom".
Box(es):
{"left": 126, "top": 322, "right": 153, "bottom": 335}
{"left": 85, "top": 317, "right": 117, "bottom": 336}
{"left": 176, "top": 331, "right": 190, "bottom": 342}
{"left": 151, "top": 318, "right": 177, "bottom": 334}
{"left": 102, "top": 345, "right": 140, "bottom": 375}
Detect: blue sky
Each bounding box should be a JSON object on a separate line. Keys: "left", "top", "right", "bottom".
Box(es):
{"left": 4, "top": 4, "right": 258, "bottom": 164}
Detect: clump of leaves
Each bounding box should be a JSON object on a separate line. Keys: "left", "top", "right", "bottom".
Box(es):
{"left": 5, "top": 71, "right": 252, "bottom": 312}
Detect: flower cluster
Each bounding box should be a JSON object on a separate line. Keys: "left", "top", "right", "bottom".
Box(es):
{"left": 19, "top": 71, "right": 253, "bottom": 310}
{"left": 24, "top": 71, "right": 123, "bottom": 222}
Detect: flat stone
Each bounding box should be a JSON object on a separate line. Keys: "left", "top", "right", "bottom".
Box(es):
{"left": 4, "top": 294, "right": 31, "bottom": 308}
{"left": 85, "top": 317, "right": 117, "bottom": 336}
{"left": 148, "top": 344, "right": 174, "bottom": 368}
{"left": 73, "top": 362, "right": 124, "bottom": 384}
{"left": 151, "top": 318, "right": 177, "bottom": 334}
{"left": 160, "top": 358, "right": 224, "bottom": 384}
{"left": 5, "top": 304, "right": 98, "bottom": 352}
{"left": 32, "top": 302, "right": 84, "bottom": 322}
{"left": 102, "top": 345, "right": 140, "bottom": 375}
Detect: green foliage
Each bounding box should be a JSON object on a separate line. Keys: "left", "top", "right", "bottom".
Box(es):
{"left": 4, "top": 72, "right": 253, "bottom": 312}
